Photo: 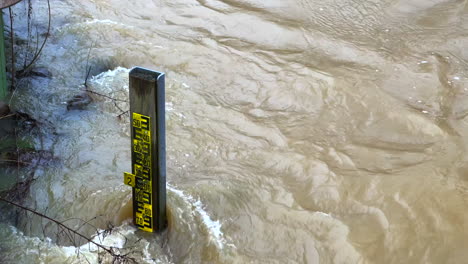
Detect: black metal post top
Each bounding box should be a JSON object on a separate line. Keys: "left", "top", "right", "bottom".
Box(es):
{"left": 129, "top": 67, "right": 164, "bottom": 82}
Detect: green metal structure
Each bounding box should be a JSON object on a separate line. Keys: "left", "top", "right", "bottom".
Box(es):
{"left": 0, "top": 14, "right": 6, "bottom": 100}
{"left": 0, "top": 1, "right": 23, "bottom": 100}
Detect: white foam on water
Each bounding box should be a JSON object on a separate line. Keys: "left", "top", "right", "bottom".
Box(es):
{"left": 166, "top": 102, "right": 174, "bottom": 111}
{"left": 83, "top": 19, "right": 133, "bottom": 28}
{"left": 2, "top": 224, "right": 98, "bottom": 262}
{"left": 61, "top": 246, "right": 79, "bottom": 258}
{"left": 167, "top": 184, "right": 230, "bottom": 250}
{"left": 91, "top": 67, "right": 130, "bottom": 87}
{"left": 57, "top": 19, "right": 134, "bottom": 35}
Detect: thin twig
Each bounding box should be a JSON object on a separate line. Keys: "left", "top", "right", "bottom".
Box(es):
{"left": 117, "top": 110, "right": 129, "bottom": 119}
{"left": 0, "top": 159, "right": 33, "bottom": 165}
{"left": 85, "top": 88, "right": 129, "bottom": 116}
{"left": 14, "top": 127, "right": 19, "bottom": 180}
{"left": 9, "top": 7, "right": 15, "bottom": 90}
{"left": 56, "top": 216, "right": 102, "bottom": 244}
{"left": 84, "top": 89, "right": 128, "bottom": 103}
{"left": 41, "top": 207, "right": 49, "bottom": 239}
{"left": 24, "top": 0, "right": 33, "bottom": 68}
{"left": 0, "top": 197, "right": 114, "bottom": 255}
{"left": 0, "top": 197, "right": 138, "bottom": 263}
{"left": 83, "top": 43, "right": 95, "bottom": 88}
{"left": 18, "top": 0, "right": 51, "bottom": 75}
{"left": 81, "top": 45, "right": 130, "bottom": 119}
{"left": 84, "top": 66, "right": 92, "bottom": 88}
{"left": 0, "top": 113, "right": 15, "bottom": 120}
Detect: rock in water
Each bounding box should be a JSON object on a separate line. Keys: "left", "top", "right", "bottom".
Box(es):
{"left": 0, "top": 101, "right": 10, "bottom": 117}
{"left": 66, "top": 93, "right": 92, "bottom": 110}
{"left": 16, "top": 67, "right": 53, "bottom": 79}
{"left": 32, "top": 67, "right": 52, "bottom": 78}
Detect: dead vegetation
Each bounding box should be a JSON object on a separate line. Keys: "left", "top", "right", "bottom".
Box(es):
{"left": 0, "top": 2, "right": 142, "bottom": 262}
{"left": 0, "top": 197, "right": 140, "bottom": 264}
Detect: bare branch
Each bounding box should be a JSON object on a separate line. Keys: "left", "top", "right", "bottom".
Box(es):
{"left": 17, "top": 0, "right": 51, "bottom": 76}
{"left": 83, "top": 43, "right": 96, "bottom": 88}
{"left": 9, "top": 7, "right": 15, "bottom": 90}
{"left": 84, "top": 89, "right": 128, "bottom": 103}
{"left": 84, "top": 88, "right": 130, "bottom": 118}
{"left": 0, "top": 159, "right": 33, "bottom": 165}
{"left": 0, "top": 197, "right": 112, "bottom": 253}
{"left": 0, "top": 197, "right": 138, "bottom": 263}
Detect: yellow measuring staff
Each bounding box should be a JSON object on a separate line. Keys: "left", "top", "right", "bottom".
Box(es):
{"left": 124, "top": 112, "right": 154, "bottom": 232}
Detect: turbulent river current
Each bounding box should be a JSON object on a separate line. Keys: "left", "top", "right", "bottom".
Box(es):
{"left": 1, "top": 0, "right": 468, "bottom": 263}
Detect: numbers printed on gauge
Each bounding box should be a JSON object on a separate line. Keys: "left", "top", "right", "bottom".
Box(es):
{"left": 124, "top": 112, "right": 154, "bottom": 232}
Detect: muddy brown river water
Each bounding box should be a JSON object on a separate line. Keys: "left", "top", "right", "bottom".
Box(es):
{"left": 1, "top": 0, "right": 468, "bottom": 263}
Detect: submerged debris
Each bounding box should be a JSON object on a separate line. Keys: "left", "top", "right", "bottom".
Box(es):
{"left": 16, "top": 67, "right": 52, "bottom": 79}
{"left": 66, "top": 93, "right": 92, "bottom": 110}
{"left": 14, "top": 111, "right": 37, "bottom": 130}
{"left": 0, "top": 101, "right": 10, "bottom": 117}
